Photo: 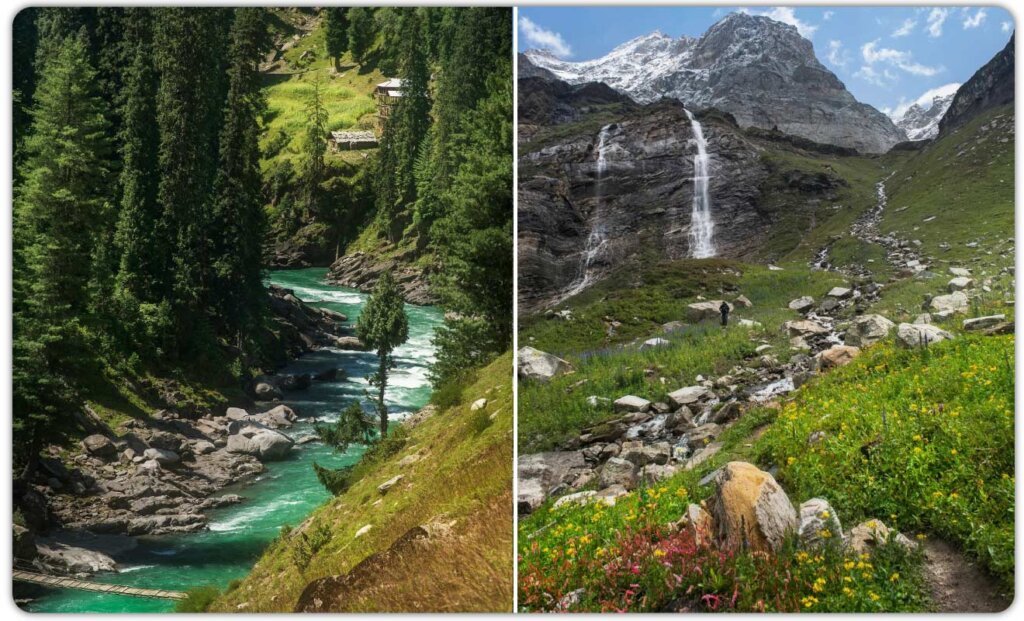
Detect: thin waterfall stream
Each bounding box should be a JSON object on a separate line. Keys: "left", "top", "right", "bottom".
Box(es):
{"left": 685, "top": 109, "right": 715, "bottom": 258}
{"left": 560, "top": 124, "right": 612, "bottom": 301}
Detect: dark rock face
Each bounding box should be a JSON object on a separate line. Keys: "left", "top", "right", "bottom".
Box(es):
{"left": 938, "top": 34, "right": 1014, "bottom": 137}
{"left": 525, "top": 12, "right": 904, "bottom": 153}
{"left": 326, "top": 251, "right": 436, "bottom": 305}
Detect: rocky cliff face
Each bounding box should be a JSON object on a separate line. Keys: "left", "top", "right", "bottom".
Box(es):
{"left": 939, "top": 34, "right": 1014, "bottom": 137}
{"left": 524, "top": 12, "right": 905, "bottom": 154}
{"left": 893, "top": 93, "right": 955, "bottom": 141}
{"left": 518, "top": 77, "right": 851, "bottom": 312}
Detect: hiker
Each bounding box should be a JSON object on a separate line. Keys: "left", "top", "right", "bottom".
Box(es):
{"left": 719, "top": 301, "right": 730, "bottom": 326}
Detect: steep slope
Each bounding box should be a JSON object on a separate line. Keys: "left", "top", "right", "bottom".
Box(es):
{"left": 525, "top": 12, "right": 904, "bottom": 153}
{"left": 938, "top": 33, "right": 1014, "bottom": 137}
{"left": 208, "top": 355, "right": 513, "bottom": 612}
{"left": 518, "top": 74, "right": 884, "bottom": 312}
{"left": 892, "top": 93, "right": 955, "bottom": 141}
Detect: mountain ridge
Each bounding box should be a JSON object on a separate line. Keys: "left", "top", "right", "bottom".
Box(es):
{"left": 524, "top": 12, "right": 905, "bottom": 154}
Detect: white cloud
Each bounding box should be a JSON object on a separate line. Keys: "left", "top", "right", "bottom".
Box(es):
{"left": 826, "top": 39, "right": 849, "bottom": 67}
{"left": 854, "top": 65, "right": 891, "bottom": 87}
{"left": 744, "top": 7, "right": 819, "bottom": 39}
{"left": 926, "top": 8, "right": 949, "bottom": 37}
{"left": 892, "top": 18, "right": 916, "bottom": 38}
{"left": 519, "top": 16, "right": 572, "bottom": 58}
{"left": 963, "top": 9, "right": 987, "bottom": 29}
{"left": 862, "top": 39, "right": 943, "bottom": 77}
{"left": 1003, "top": 21, "right": 1013, "bottom": 33}
{"left": 887, "top": 82, "right": 961, "bottom": 120}
{"left": 823, "top": 11, "right": 834, "bottom": 21}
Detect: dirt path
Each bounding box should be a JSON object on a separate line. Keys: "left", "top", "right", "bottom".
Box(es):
{"left": 922, "top": 538, "right": 1011, "bottom": 612}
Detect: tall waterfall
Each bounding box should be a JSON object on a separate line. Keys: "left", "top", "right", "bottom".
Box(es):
{"left": 685, "top": 109, "right": 715, "bottom": 258}
{"left": 561, "top": 125, "right": 613, "bottom": 301}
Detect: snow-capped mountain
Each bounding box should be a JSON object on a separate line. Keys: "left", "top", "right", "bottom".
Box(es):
{"left": 524, "top": 12, "right": 906, "bottom": 153}
{"left": 891, "top": 93, "right": 957, "bottom": 141}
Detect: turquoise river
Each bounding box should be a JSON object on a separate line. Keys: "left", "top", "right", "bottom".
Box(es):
{"left": 23, "top": 268, "right": 443, "bottom": 612}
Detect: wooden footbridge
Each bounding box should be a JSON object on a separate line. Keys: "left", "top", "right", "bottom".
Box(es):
{"left": 12, "top": 569, "right": 187, "bottom": 600}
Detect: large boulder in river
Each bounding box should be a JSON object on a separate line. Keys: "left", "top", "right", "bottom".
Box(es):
{"left": 35, "top": 539, "right": 118, "bottom": 575}
{"left": 253, "top": 381, "right": 282, "bottom": 401}
{"left": 845, "top": 314, "right": 895, "bottom": 347}
{"left": 226, "top": 423, "right": 294, "bottom": 461}
{"left": 687, "top": 301, "right": 733, "bottom": 322}
{"left": 710, "top": 462, "right": 797, "bottom": 553}
{"left": 896, "top": 323, "right": 954, "bottom": 348}
{"left": 518, "top": 346, "right": 572, "bottom": 382}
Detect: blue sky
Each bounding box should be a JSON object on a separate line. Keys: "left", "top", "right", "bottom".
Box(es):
{"left": 518, "top": 6, "right": 1015, "bottom": 118}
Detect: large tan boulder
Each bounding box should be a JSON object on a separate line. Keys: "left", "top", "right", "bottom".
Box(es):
{"left": 814, "top": 345, "right": 861, "bottom": 370}
{"left": 710, "top": 462, "right": 797, "bottom": 552}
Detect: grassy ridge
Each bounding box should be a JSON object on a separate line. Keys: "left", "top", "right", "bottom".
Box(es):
{"left": 209, "top": 354, "right": 513, "bottom": 612}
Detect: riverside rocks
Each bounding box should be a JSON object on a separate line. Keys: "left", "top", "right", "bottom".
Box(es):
{"left": 326, "top": 251, "right": 436, "bottom": 305}
{"left": 710, "top": 462, "right": 797, "bottom": 553}
{"left": 517, "top": 451, "right": 590, "bottom": 514}
{"left": 226, "top": 423, "right": 295, "bottom": 461}
{"left": 518, "top": 346, "right": 573, "bottom": 382}
{"left": 599, "top": 457, "right": 638, "bottom": 490}
{"left": 614, "top": 395, "right": 651, "bottom": 413}
{"left": 667, "top": 385, "right": 713, "bottom": 408}
{"left": 788, "top": 296, "right": 815, "bottom": 313}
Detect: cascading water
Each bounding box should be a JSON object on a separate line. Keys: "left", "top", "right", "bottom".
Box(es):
{"left": 560, "top": 125, "right": 613, "bottom": 301}
{"left": 685, "top": 109, "right": 715, "bottom": 258}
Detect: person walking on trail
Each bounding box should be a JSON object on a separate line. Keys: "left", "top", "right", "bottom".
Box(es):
{"left": 719, "top": 301, "right": 730, "bottom": 327}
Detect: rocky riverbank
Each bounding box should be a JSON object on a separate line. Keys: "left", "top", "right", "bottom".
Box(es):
{"left": 325, "top": 250, "right": 436, "bottom": 305}
{"left": 13, "top": 286, "right": 360, "bottom": 578}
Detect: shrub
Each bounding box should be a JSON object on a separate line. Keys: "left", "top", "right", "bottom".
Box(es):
{"left": 174, "top": 586, "right": 221, "bottom": 613}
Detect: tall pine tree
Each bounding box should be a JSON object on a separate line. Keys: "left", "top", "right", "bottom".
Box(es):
{"left": 210, "top": 8, "right": 271, "bottom": 346}
{"left": 13, "top": 29, "right": 112, "bottom": 467}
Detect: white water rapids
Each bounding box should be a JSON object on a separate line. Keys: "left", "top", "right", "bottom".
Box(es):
{"left": 685, "top": 109, "right": 715, "bottom": 258}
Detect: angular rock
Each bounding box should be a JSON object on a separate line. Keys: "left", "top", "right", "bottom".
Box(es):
{"left": 788, "top": 296, "right": 815, "bottom": 313}
{"left": 783, "top": 319, "right": 830, "bottom": 337}
{"left": 667, "top": 385, "right": 712, "bottom": 408}
{"left": 518, "top": 346, "right": 573, "bottom": 382}
{"left": 845, "top": 314, "right": 895, "bottom": 347}
{"left": 929, "top": 291, "right": 969, "bottom": 314}
{"left": 81, "top": 434, "right": 117, "bottom": 461}
{"left": 599, "top": 457, "right": 638, "bottom": 490}
{"left": 798, "top": 498, "right": 843, "bottom": 547}
{"left": 814, "top": 345, "right": 861, "bottom": 370}
{"left": 143, "top": 448, "right": 180, "bottom": 466}
{"left": 896, "top": 323, "right": 954, "bottom": 348}
{"left": 827, "top": 286, "right": 852, "bottom": 299}
{"left": 640, "top": 337, "right": 670, "bottom": 350}
{"left": 377, "top": 475, "right": 404, "bottom": 495}
{"left": 687, "top": 301, "right": 733, "bottom": 322}
{"left": 614, "top": 395, "right": 651, "bottom": 413}
{"left": 963, "top": 314, "right": 1006, "bottom": 331}
{"left": 948, "top": 276, "right": 974, "bottom": 292}
{"left": 470, "top": 398, "right": 488, "bottom": 411}
{"left": 710, "top": 462, "right": 797, "bottom": 553}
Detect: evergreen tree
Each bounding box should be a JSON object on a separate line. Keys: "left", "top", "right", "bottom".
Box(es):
{"left": 152, "top": 8, "right": 232, "bottom": 352}
{"left": 323, "top": 8, "right": 349, "bottom": 69}
{"left": 13, "top": 29, "right": 112, "bottom": 467}
{"left": 355, "top": 272, "right": 409, "bottom": 438}
{"left": 347, "top": 7, "right": 375, "bottom": 66}
{"left": 374, "top": 10, "right": 431, "bottom": 242}
{"left": 114, "top": 9, "right": 164, "bottom": 313}
{"left": 210, "top": 7, "right": 271, "bottom": 344}
{"left": 301, "top": 73, "right": 329, "bottom": 221}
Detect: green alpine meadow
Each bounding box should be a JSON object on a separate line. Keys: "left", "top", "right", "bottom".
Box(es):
{"left": 11, "top": 6, "right": 512, "bottom": 612}
{"left": 516, "top": 6, "right": 1014, "bottom": 613}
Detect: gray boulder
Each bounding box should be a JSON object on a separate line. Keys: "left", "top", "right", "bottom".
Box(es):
{"left": 599, "top": 457, "right": 638, "bottom": 490}
{"left": 845, "top": 314, "right": 895, "bottom": 347}
{"left": 81, "top": 434, "right": 117, "bottom": 461}
{"left": 518, "top": 346, "right": 573, "bottom": 382}
{"left": 896, "top": 323, "right": 954, "bottom": 348}
{"left": 226, "top": 424, "right": 294, "bottom": 461}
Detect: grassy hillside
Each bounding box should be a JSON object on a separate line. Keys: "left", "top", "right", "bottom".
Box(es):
{"left": 208, "top": 354, "right": 513, "bottom": 612}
